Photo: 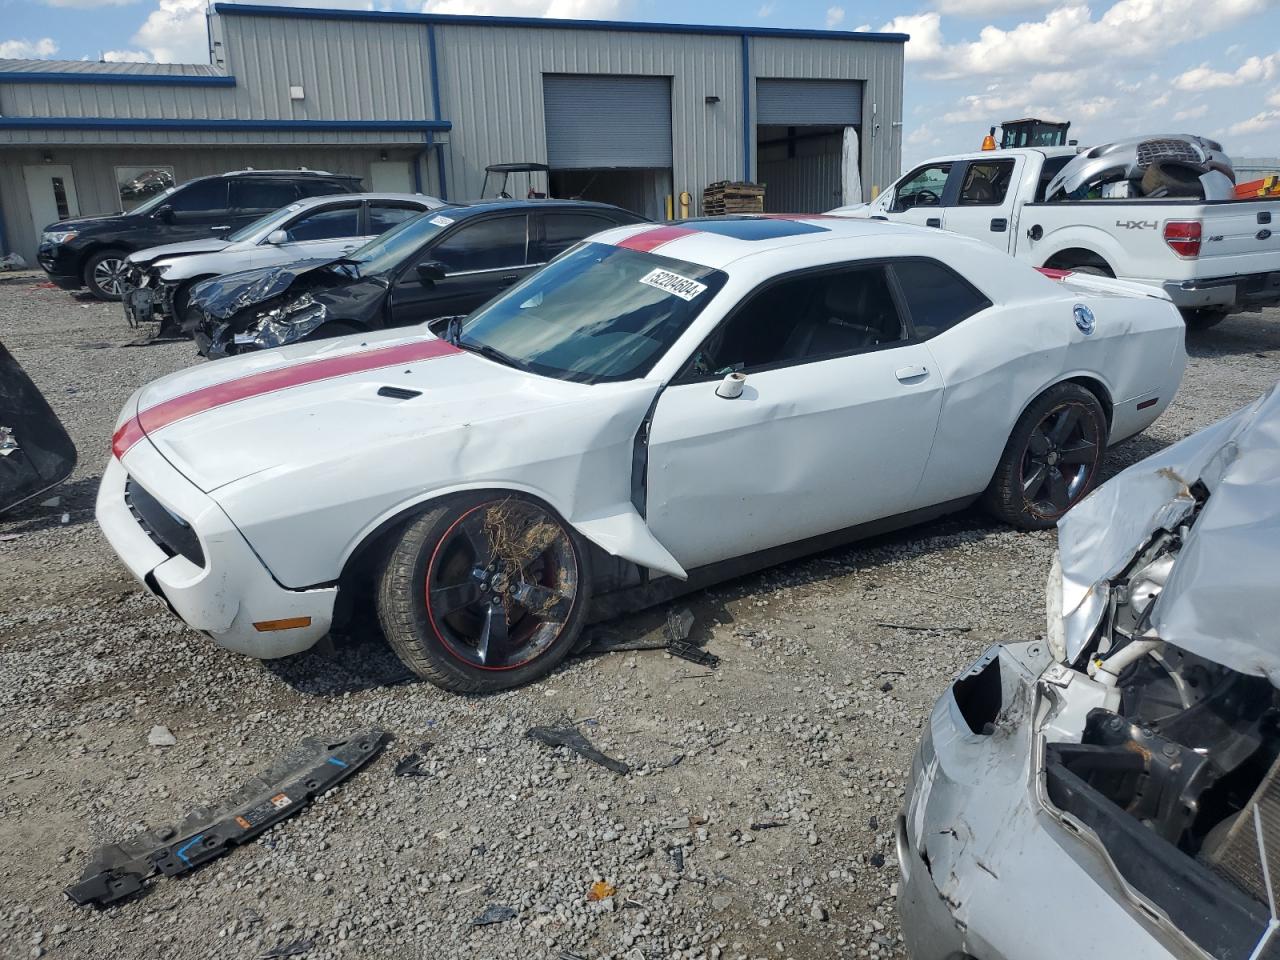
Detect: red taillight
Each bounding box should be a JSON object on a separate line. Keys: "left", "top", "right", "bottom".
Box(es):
{"left": 1164, "top": 220, "right": 1202, "bottom": 258}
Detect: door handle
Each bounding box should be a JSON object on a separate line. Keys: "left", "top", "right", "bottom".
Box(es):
{"left": 895, "top": 365, "right": 929, "bottom": 382}
{"left": 209, "top": 225, "right": 230, "bottom": 231}
{"left": 340, "top": 244, "right": 357, "bottom": 252}
{"left": 926, "top": 217, "right": 942, "bottom": 228}
{"left": 990, "top": 218, "right": 1008, "bottom": 232}
{"left": 497, "top": 274, "right": 520, "bottom": 287}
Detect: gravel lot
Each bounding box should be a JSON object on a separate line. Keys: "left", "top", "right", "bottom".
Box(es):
{"left": 1, "top": 270, "right": 1277, "bottom": 960}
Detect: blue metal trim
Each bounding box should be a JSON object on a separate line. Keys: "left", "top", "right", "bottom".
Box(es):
{"left": 741, "top": 35, "right": 751, "bottom": 181}
{"left": 0, "top": 71, "right": 235, "bottom": 87}
{"left": 426, "top": 22, "right": 448, "bottom": 201}
{"left": 211, "top": 3, "right": 910, "bottom": 43}
{"left": 0, "top": 117, "right": 451, "bottom": 132}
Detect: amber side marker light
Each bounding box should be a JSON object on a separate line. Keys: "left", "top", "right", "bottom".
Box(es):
{"left": 253, "top": 617, "right": 313, "bottom": 632}
{"left": 1137, "top": 397, "right": 1159, "bottom": 410}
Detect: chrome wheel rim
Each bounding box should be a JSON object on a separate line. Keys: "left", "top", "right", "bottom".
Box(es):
{"left": 93, "top": 258, "right": 128, "bottom": 296}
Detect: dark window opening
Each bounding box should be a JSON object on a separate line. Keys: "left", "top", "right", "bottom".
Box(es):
{"left": 432, "top": 216, "right": 529, "bottom": 273}
{"left": 51, "top": 177, "right": 70, "bottom": 221}
{"left": 891, "top": 260, "right": 992, "bottom": 339}
{"left": 958, "top": 160, "right": 1015, "bottom": 205}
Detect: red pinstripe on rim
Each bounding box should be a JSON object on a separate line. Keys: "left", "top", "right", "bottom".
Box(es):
{"left": 615, "top": 225, "right": 699, "bottom": 253}
{"left": 111, "top": 338, "right": 461, "bottom": 460}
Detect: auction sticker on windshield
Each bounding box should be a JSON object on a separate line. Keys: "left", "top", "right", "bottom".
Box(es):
{"left": 639, "top": 268, "right": 707, "bottom": 302}
{"left": 429, "top": 215, "right": 455, "bottom": 227}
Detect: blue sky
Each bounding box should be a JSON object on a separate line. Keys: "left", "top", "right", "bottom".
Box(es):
{"left": 3, "top": 0, "right": 1278, "bottom": 167}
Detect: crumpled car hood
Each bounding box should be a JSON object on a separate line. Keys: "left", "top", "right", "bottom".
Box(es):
{"left": 128, "top": 238, "right": 230, "bottom": 267}
{"left": 188, "top": 258, "right": 340, "bottom": 320}
{"left": 1057, "top": 384, "right": 1280, "bottom": 681}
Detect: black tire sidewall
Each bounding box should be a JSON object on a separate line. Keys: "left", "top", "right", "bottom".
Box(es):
{"left": 378, "top": 492, "right": 592, "bottom": 692}
{"left": 84, "top": 249, "right": 128, "bottom": 301}
{"left": 985, "top": 383, "right": 1108, "bottom": 530}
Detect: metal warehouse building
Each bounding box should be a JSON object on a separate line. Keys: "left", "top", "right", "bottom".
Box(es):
{"left": 0, "top": 2, "right": 905, "bottom": 264}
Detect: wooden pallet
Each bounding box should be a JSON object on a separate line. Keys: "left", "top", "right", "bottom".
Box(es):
{"left": 703, "top": 180, "right": 765, "bottom": 216}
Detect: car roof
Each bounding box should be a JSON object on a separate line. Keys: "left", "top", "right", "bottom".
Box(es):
{"left": 591, "top": 215, "right": 968, "bottom": 270}
{"left": 444, "top": 198, "right": 638, "bottom": 218}
{"left": 211, "top": 169, "right": 359, "bottom": 180}
{"left": 282, "top": 192, "right": 442, "bottom": 211}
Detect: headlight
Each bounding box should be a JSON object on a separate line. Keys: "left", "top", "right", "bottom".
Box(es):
{"left": 255, "top": 294, "right": 320, "bottom": 326}
{"left": 43, "top": 230, "right": 78, "bottom": 245}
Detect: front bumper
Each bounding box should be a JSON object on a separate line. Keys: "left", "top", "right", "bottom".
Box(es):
{"left": 1161, "top": 269, "right": 1280, "bottom": 312}
{"left": 37, "top": 242, "right": 84, "bottom": 289}
{"left": 898, "top": 642, "right": 1182, "bottom": 960}
{"left": 96, "top": 441, "right": 337, "bottom": 658}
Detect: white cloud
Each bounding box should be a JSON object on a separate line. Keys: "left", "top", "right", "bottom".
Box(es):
{"left": 880, "top": 12, "right": 945, "bottom": 60}
{"left": 1229, "top": 110, "right": 1280, "bottom": 135}
{"left": 42, "top": 0, "right": 136, "bottom": 7}
{"left": 1270, "top": 89, "right": 1280, "bottom": 107}
{"left": 825, "top": 6, "right": 846, "bottom": 27}
{"left": 130, "top": 0, "right": 208, "bottom": 63}
{"left": 422, "top": 0, "right": 622, "bottom": 15}
{"left": 932, "top": 0, "right": 1055, "bottom": 13}
{"left": 0, "top": 37, "right": 59, "bottom": 59}
{"left": 1173, "top": 104, "right": 1209, "bottom": 121}
{"left": 757, "top": 2, "right": 775, "bottom": 16}
{"left": 1174, "top": 54, "right": 1278, "bottom": 91}
{"left": 103, "top": 48, "right": 156, "bottom": 62}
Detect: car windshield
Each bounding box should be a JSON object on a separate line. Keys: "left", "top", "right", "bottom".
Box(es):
{"left": 456, "top": 242, "right": 727, "bottom": 384}
{"left": 227, "top": 204, "right": 302, "bottom": 243}
{"left": 130, "top": 187, "right": 176, "bottom": 216}
{"left": 347, "top": 209, "right": 454, "bottom": 276}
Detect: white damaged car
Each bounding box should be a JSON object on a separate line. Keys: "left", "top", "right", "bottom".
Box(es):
{"left": 898, "top": 384, "right": 1280, "bottom": 960}
{"left": 97, "top": 216, "right": 1185, "bottom": 691}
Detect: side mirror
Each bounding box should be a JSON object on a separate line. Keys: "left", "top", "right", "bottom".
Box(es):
{"left": 266, "top": 229, "right": 289, "bottom": 245}
{"left": 416, "top": 260, "right": 446, "bottom": 285}
{"left": 715, "top": 371, "right": 746, "bottom": 399}
{"left": 154, "top": 204, "right": 174, "bottom": 223}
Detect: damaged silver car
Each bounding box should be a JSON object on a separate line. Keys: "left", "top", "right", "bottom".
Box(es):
{"left": 899, "top": 384, "right": 1280, "bottom": 960}
{"left": 1045, "top": 134, "right": 1236, "bottom": 202}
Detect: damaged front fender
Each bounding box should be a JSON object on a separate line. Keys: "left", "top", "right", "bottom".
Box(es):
{"left": 188, "top": 258, "right": 339, "bottom": 322}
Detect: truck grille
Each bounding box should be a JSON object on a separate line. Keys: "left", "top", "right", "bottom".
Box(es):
{"left": 124, "top": 476, "right": 205, "bottom": 568}
{"left": 1137, "top": 139, "right": 1202, "bottom": 168}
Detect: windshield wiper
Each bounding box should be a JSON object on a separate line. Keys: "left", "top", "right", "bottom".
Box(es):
{"left": 457, "top": 338, "right": 526, "bottom": 371}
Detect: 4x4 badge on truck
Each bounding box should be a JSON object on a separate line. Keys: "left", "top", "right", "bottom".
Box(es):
{"left": 1074, "top": 304, "right": 1096, "bottom": 335}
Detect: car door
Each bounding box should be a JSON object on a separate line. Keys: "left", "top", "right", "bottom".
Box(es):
{"left": 154, "top": 179, "right": 232, "bottom": 241}
{"left": 883, "top": 162, "right": 958, "bottom": 230}
{"left": 249, "top": 201, "right": 364, "bottom": 268}
{"left": 644, "top": 262, "right": 945, "bottom": 571}
{"left": 387, "top": 213, "right": 532, "bottom": 325}
{"left": 227, "top": 179, "right": 301, "bottom": 232}
{"left": 938, "top": 157, "right": 1021, "bottom": 253}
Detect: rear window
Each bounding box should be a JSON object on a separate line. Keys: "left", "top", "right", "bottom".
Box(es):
{"left": 891, "top": 259, "right": 991, "bottom": 339}
{"left": 230, "top": 179, "right": 299, "bottom": 211}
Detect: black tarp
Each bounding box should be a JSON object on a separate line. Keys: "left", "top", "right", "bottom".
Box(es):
{"left": 0, "top": 342, "right": 76, "bottom": 513}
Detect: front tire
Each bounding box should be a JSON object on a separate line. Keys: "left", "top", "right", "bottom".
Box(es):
{"left": 984, "top": 383, "right": 1108, "bottom": 530}
{"left": 84, "top": 249, "right": 130, "bottom": 301}
{"left": 376, "top": 493, "right": 592, "bottom": 692}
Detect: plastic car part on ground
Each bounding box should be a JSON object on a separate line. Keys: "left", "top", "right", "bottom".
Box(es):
{"left": 1044, "top": 134, "right": 1235, "bottom": 202}
{"left": 1055, "top": 383, "right": 1280, "bottom": 679}
{"left": 526, "top": 724, "right": 631, "bottom": 775}
{"left": 65, "top": 728, "right": 389, "bottom": 907}
{"left": 0, "top": 342, "right": 77, "bottom": 514}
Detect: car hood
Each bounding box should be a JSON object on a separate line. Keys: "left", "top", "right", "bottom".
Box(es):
{"left": 123, "top": 328, "right": 590, "bottom": 493}
{"left": 44, "top": 213, "right": 136, "bottom": 234}
{"left": 189, "top": 258, "right": 343, "bottom": 319}
{"left": 128, "top": 238, "right": 231, "bottom": 267}
{"left": 1056, "top": 383, "right": 1280, "bottom": 681}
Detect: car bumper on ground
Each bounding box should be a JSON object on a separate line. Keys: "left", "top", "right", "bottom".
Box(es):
{"left": 96, "top": 443, "right": 337, "bottom": 658}
{"left": 898, "top": 642, "right": 1183, "bottom": 960}
{"left": 1161, "top": 270, "right": 1280, "bottom": 312}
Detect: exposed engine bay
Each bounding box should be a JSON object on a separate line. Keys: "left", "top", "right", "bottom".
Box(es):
{"left": 1042, "top": 489, "right": 1280, "bottom": 958}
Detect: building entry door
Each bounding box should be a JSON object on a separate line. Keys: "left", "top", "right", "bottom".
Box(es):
{"left": 24, "top": 165, "right": 80, "bottom": 236}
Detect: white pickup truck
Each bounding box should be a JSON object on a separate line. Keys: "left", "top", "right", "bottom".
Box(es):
{"left": 834, "top": 146, "right": 1280, "bottom": 328}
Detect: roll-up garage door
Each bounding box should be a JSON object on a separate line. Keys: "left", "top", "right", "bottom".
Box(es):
{"left": 544, "top": 75, "right": 673, "bottom": 169}
{"left": 755, "top": 79, "right": 863, "bottom": 126}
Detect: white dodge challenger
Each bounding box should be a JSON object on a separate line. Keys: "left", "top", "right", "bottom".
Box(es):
{"left": 97, "top": 216, "right": 1186, "bottom": 692}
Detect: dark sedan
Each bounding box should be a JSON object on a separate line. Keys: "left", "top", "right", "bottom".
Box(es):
{"left": 185, "top": 200, "right": 646, "bottom": 358}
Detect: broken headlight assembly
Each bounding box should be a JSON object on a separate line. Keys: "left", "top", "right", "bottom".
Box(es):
{"left": 238, "top": 294, "right": 328, "bottom": 348}
{"left": 1041, "top": 491, "right": 1280, "bottom": 959}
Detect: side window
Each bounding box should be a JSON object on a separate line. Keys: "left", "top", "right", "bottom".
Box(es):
{"left": 687, "top": 265, "right": 906, "bottom": 377}
{"left": 893, "top": 164, "right": 952, "bottom": 211}
{"left": 957, "top": 160, "right": 1015, "bottom": 206}
{"left": 167, "top": 179, "right": 227, "bottom": 213}
{"left": 282, "top": 205, "right": 360, "bottom": 242}
{"left": 229, "top": 180, "right": 300, "bottom": 212}
{"left": 891, "top": 259, "right": 991, "bottom": 339}
{"left": 1035, "top": 155, "right": 1072, "bottom": 202}
{"left": 541, "top": 213, "right": 613, "bottom": 260}
{"left": 368, "top": 203, "right": 425, "bottom": 235}
{"left": 431, "top": 216, "right": 528, "bottom": 273}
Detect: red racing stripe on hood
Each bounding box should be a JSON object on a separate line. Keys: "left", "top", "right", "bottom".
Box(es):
{"left": 616, "top": 225, "right": 699, "bottom": 253}
{"left": 112, "top": 338, "right": 461, "bottom": 459}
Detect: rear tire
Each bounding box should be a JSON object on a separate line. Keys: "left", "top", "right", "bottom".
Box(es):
{"left": 983, "top": 383, "right": 1108, "bottom": 530}
{"left": 83, "top": 249, "right": 130, "bottom": 301}
{"left": 376, "top": 493, "right": 592, "bottom": 693}
{"left": 1181, "top": 307, "right": 1229, "bottom": 331}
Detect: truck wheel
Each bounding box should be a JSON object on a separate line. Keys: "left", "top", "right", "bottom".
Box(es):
{"left": 1181, "top": 308, "right": 1229, "bottom": 331}
{"left": 83, "top": 249, "right": 130, "bottom": 301}
{"left": 376, "top": 493, "right": 591, "bottom": 693}
{"left": 983, "top": 383, "right": 1108, "bottom": 531}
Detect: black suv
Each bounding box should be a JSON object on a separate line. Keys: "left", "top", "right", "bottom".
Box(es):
{"left": 37, "top": 169, "right": 362, "bottom": 301}
{"left": 186, "top": 199, "right": 645, "bottom": 358}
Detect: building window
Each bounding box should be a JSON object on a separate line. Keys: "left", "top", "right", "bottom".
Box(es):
{"left": 115, "top": 166, "right": 175, "bottom": 213}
